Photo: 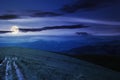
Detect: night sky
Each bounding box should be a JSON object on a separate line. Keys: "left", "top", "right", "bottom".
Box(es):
{"left": 0, "top": 0, "right": 120, "bottom": 36}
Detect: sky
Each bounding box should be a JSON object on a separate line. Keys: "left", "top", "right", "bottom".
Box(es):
{"left": 0, "top": 0, "right": 120, "bottom": 36}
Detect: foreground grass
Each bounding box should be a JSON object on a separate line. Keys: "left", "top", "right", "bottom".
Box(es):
{"left": 72, "top": 54, "right": 120, "bottom": 72}
{"left": 0, "top": 47, "right": 120, "bottom": 80}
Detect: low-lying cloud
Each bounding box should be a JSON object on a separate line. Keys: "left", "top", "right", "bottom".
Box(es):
{"left": 19, "top": 24, "right": 88, "bottom": 32}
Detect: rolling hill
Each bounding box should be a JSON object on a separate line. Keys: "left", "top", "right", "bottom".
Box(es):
{"left": 0, "top": 47, "right": 120, "bottom": 80}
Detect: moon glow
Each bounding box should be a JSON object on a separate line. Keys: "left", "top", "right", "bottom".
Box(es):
{"left": 11, "top": 26, "right": 19, "bottom": 34}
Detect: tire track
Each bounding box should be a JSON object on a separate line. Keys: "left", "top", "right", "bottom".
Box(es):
{"left": 0, "top": 57, "right": 7, "bottom": 67}
{"left": 5, "top": 57, "right": 13, "bottom": 80}
{"left": 13, "top": 58, "right": 24, "bottom": 80}
{"left": 0, "top": 57, "right": 7, "bottom": 80}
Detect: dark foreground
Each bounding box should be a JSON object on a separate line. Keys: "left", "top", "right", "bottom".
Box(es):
{"left": 0, "top": 47, "right": 120, "bottom": 80}
{"left": 72, "top": 55, "right": 120, "bottom": 72}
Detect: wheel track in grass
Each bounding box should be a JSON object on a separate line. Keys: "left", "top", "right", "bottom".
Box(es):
{"left": 13, "top": 59, "right": 24, "bottom": 80}
{"left": 0, "top": 57, "right": 7, "bottom": 80}
{"left": 0, "top": 57, "right": 25, "bottom": 80}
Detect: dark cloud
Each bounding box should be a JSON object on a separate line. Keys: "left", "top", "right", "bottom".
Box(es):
{"left": 31, "top": 12, "right": 62, "bottom": 17}
{"left": 76, "top": 32, "right": 90, "bottom": 36}
{"left": 0, "top": 14, "right": 19, "bottom": 20}
{"left": 0, "top": 31, "right": 12, "bottom": 34}
{"left": 27, "top": 10, "right": 62, "bottom": 17}
{"left": 19, "top": 24, "right": 88, "bottom": 32}
{"left": 60, "top": 0, "right": 117, "bottom": 13}
{"left": 0, "top": 24, "right": 88, "bottom": 34}
{"left": 0, "top": 10, "right": 62, "bottom": 20}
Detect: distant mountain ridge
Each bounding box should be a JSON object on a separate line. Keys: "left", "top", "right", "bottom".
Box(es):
{"left": 66, "top": 40, "right": 120, "bottom": 55}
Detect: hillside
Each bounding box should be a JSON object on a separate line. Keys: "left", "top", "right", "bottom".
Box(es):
{"left": 0, "top": 47, "right": 120, "bottom": 80}
{"left": 66, "top": 40, "right": 120, "bottom": 55}
{"left": 65, "top": 40, "right": 120, "bottom": 71}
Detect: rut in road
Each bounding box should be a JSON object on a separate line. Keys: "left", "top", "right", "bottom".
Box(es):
{"left": 13, "top": 58, "right": 24, "bottom": 80}
{"left": 5, "top": 57, "right": 13, "bottom": 80}
{"left": 0, "top": 57, "right": 7, "bottom": 66}
{"left": 0, "top": 57, "right": 25, "bottom": 80}
{"left": 0, "top": 57, "right": 7, "bottom": 80}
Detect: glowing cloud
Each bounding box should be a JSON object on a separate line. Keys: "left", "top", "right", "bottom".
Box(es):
{"left": 7, "top": 17, "right": 120, "bottom": 26}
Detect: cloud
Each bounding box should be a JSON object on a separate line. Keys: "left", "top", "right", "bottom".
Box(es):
{"left": 30, "top": 11, "right": 62, "bottom": 17}
{"left": 0, "top": 14, "right": 19, "bottom": 20}
{"left": 6, "top": 17, "right": 120, "bottom": 26}
{"left": 0, "top": 31, "right": 12, "bottom": 34}
{"left": 0, "top": 24, "right": 88, "bottom": 35}
{"left": 19, "top": 24, "right": 88, "bottom": 32}
{"left": 60, "top": 0, "right": 117, "bottom": 13}
{"left": 0, "top": 10, "right": 62, "bottom": 20}
{"left": 24, "top": 10, "right": 62, "bottom": 17}
{"left": 76, "top": 32, "right": 91, "bottom": 36}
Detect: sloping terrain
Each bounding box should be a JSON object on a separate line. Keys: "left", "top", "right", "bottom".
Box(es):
{"left": 65, "top": 40, "right": 120, "bottom": 71}
{"left": 66, "top": 40, "right": 120, "bottom": 55}
{"left": 0, "top": 47, "right": 120, "bottom": 80}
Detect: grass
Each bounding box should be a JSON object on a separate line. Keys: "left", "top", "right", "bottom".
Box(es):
{"left": 0, "top": 47, "right": 120, "bottom": 80}
{"left": 71, "top": 54, "right": 120, "bottom": 72}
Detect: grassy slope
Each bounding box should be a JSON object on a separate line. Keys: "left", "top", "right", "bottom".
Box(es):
{"left": 65, "top": 40, "right": 120, "bottom": 72}
{"left": 72, "top": 55, "right": 120, "bottom": 72}
{"left": 0, "top": 47, "right": 120, "bottom": 80}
